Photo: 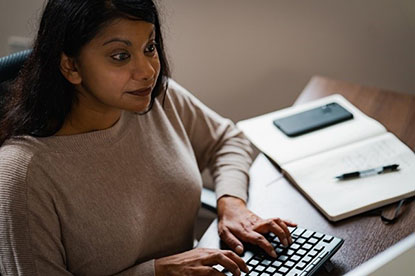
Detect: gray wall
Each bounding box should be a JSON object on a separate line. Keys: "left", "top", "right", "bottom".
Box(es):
{"left": 1, "top": 0, "right": 414, "bottom": 122}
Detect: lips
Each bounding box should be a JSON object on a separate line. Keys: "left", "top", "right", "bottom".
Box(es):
{"left": 126, "top": 87, "right": 152, "bottom": 97}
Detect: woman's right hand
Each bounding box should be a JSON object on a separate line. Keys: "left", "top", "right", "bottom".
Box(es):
{"left": 154, "top": 248, "right": 249, "bottom": 276}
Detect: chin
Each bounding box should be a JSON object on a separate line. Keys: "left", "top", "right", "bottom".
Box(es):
{"left": 129, "top": 102, "right": 152, "bottom": 114}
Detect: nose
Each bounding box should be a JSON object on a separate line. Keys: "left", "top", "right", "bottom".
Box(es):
{"left": 131, "top": 56, "right": 156, "bottom": 82}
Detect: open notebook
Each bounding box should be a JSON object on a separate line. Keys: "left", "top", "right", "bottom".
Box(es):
{"left": 237, "top": 94, "right": 415, "bottom": 221}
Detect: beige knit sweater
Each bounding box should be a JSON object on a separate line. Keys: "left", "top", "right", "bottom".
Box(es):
{"left": 0, "top": 80, "right": 253, "bottom": 276}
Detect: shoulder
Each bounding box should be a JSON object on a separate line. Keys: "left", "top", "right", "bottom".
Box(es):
{"left": 164, "top": 79, "right": 200, "bottom": 107}
{"left": 166, "top": 79, "right": 190, "bottom": 96}
{"left": 162, "top": 79, "right": 214, "bottom": 117}
{"left": 0, "top": 137, "right": 41, "bottom": 186}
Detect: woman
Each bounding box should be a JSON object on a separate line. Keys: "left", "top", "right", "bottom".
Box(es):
{"left": 0, "top": 1, "right": 295, "bottom": 275}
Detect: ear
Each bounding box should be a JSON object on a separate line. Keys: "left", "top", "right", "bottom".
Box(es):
{"left": 60, "top": 53, "right": 82, "bottom": 85}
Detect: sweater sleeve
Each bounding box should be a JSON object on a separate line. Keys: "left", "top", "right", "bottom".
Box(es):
{"left": 0, "top": 145, "right": 156, "bottom": 276}
{"left": 166, "top": 80, "right": 253, "bottom": 202}
{"left": 0, "top": 145, "right": 73, "bottom": 276}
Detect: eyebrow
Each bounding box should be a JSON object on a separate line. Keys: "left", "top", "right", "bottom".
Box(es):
{"left": 102, "top": 38, "right": 132, "bottom": 46}
{"left": 102, "top": 29, "right": 155, "bottom": 46}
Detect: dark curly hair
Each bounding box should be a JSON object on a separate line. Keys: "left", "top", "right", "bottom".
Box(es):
{"left": 0, "top": 0, "right": 170, "bottom": 146}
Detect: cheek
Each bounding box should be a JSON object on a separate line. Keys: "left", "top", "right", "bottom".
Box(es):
{"left": 152, "top": 56, "right": 161, "bottom": 78}
{"left": 85, "top": 67, "right": 130, "bottom": 92}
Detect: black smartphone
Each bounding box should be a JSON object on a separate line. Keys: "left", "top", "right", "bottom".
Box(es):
{"left": 273, "top": 102, "right": 353, "bottom": 137}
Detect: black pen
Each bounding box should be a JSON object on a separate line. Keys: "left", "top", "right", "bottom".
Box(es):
{"left": 335, "top": 164, "right": 400, "bottom": 180}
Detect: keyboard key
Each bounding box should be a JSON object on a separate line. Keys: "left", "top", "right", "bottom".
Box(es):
{"left": 303, "top": 243, "right": 312, "bottom": 250}
{"left": 265, "top": 266, "right": 277, "bottom": 273}
{"left": 305, "top": 264, "right": 315, "bottom": 272}
{"left": 290, "top": 243, "right": 300, "bottom": 250}
{"left": 312, "top": 257, "right": 322, "bottom": 265}
{"left": 308, "top": 237, "right": 318, "bottom": 244}
{"left": 296, "top": 238, "right": 306, "bottom": 244}
{"left": 319, "top": 250, "right": 329, "bottom": 259}
{"left": 297, "top": 249, "right": 307, "bottom": 256}
{"left": 301, "top": 230, "right": 314, "bottom": 239}
{"left": 278, "top": 266, "right": 289, "bottom": 273}
{"left": 249, "top": 259, "right": 259, "bottom": 266}
{"left": 291, "top": 255, "right": 301, "bottom": 262}
{"left": 285, "top": 260, "right": 295, "bottom": 268}
{"left": 272, "top": 260, "right": 283, "bottom": 267}
{"left": 323, "top": 235, "right": 334, "bottom": 242}
{"left": 277, "top": 255, "right": 289, "bottom": 261}
{"left": 296, "top": 261, "right": 307, "bottom": 269}
{"left": 292, "top": 228, "right": 305, "bottom": 237}
{"left": 313, "top": 232, "right": 324, "bottom": 239}
{"left": 273, "top": 237, "right": 281, "bottom": 243}
{"left": 287, "top": 249, "right": 295, "bottom": 256}
{"left": 302, "top": 256, "right": 312, "bottom": 263}
{"left": 249, "top": 271, "right": 259, "bottom": 276}
{"left": 261, "top": 259, "right": 271, "bottom": 267}
{"left": 308, "top": 250, "right": 318, "bottom": 257}
{"left": 255, "top": 265, "right": 266, "bottom": 272}
{"left": 314, "top": 245, "right": 324, "bottom": 251}
{"left": 287, "top": 268, "right": 304, "bottom": 276}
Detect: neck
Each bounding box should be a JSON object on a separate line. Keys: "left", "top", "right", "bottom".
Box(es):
{"left": 55, "top": 102, "right": 121, "bottom": 136}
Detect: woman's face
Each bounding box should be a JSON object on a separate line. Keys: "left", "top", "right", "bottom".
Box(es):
{"left": 68, "top": 18, "right": 161, "bottom": 114}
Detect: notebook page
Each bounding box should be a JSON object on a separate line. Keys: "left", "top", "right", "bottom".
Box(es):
{"left": 237, "top": 94, "right": 386, "bottom": 166}
{"left": 283, "top": 132, "right": 415, "bottom": 221}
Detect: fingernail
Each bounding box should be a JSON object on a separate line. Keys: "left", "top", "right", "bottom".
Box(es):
{"left": 271, "top": 250, "right": 277, "bottom": 258}
{"left": 283, "top": 238, "right": 288, "bottom": 246}
{"left": 235, "top": 245, "right": 244, "bottom": 255}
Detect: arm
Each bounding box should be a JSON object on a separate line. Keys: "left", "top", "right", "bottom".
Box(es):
{"left": 0, "top": 146, "right": 72, "bottom": 276}
{"left": 166, "top": 80, "right": 253, "bottom": 202}
{"left": 165, "top": 81, "right": 296, "bottom": 258}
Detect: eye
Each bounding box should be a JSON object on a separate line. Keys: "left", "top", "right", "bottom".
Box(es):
{"left": 111, "top": 52, "right": 130, "bottom": 61}
{"left": 145, "top": 41, "right": 158, "bottom": 55}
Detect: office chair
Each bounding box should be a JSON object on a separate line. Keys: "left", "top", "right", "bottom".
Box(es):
{"left": 0, "top": 49, "right": 217, "bottom": 212}
{"left": 0, "top": 49, "right": 32, "bottom": 84}
{"left": 0, "top": 49, "right": 32, "bottom": 109}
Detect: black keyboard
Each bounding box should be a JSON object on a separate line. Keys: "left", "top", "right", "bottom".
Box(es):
{"left": 222, "top": 226, "right": 343, "bottom": 276}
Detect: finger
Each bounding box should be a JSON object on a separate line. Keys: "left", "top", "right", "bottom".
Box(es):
{"left": 267, "top": 220, "right": 290, "bottom": 246}
{"left": 270, "top": 219, "right": 291, "bottom": 246}
{"left": 219, "top": 227, "right": 244, "bottom": 255}
{"left": 243, "top": 231, "right": 277, "bottom": 258}
{"left": 202, "top": 251, "right": 241, "bottom": 276}
{"left": 277, "top": 218, "right": 299, "bottom": 244}
{"left": 222, "top": 250, "right": 249, "bottom": 273}
{"left": 253, "top": 218, "right": 288, "bottom": 247}
{"left": 283, "top": 219, "right": 297, "bottom": 227}
{"left": 280, "top": 219, "right": 297, "bottom": 244}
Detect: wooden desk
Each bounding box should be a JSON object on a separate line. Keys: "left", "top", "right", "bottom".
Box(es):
{"left": 198, "top": 76, "right": 415, "bottom": 275}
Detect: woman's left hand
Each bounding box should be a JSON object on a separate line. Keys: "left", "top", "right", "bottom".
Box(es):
{"left": 217, "top": 196, "right": 297, "bottom": 258}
